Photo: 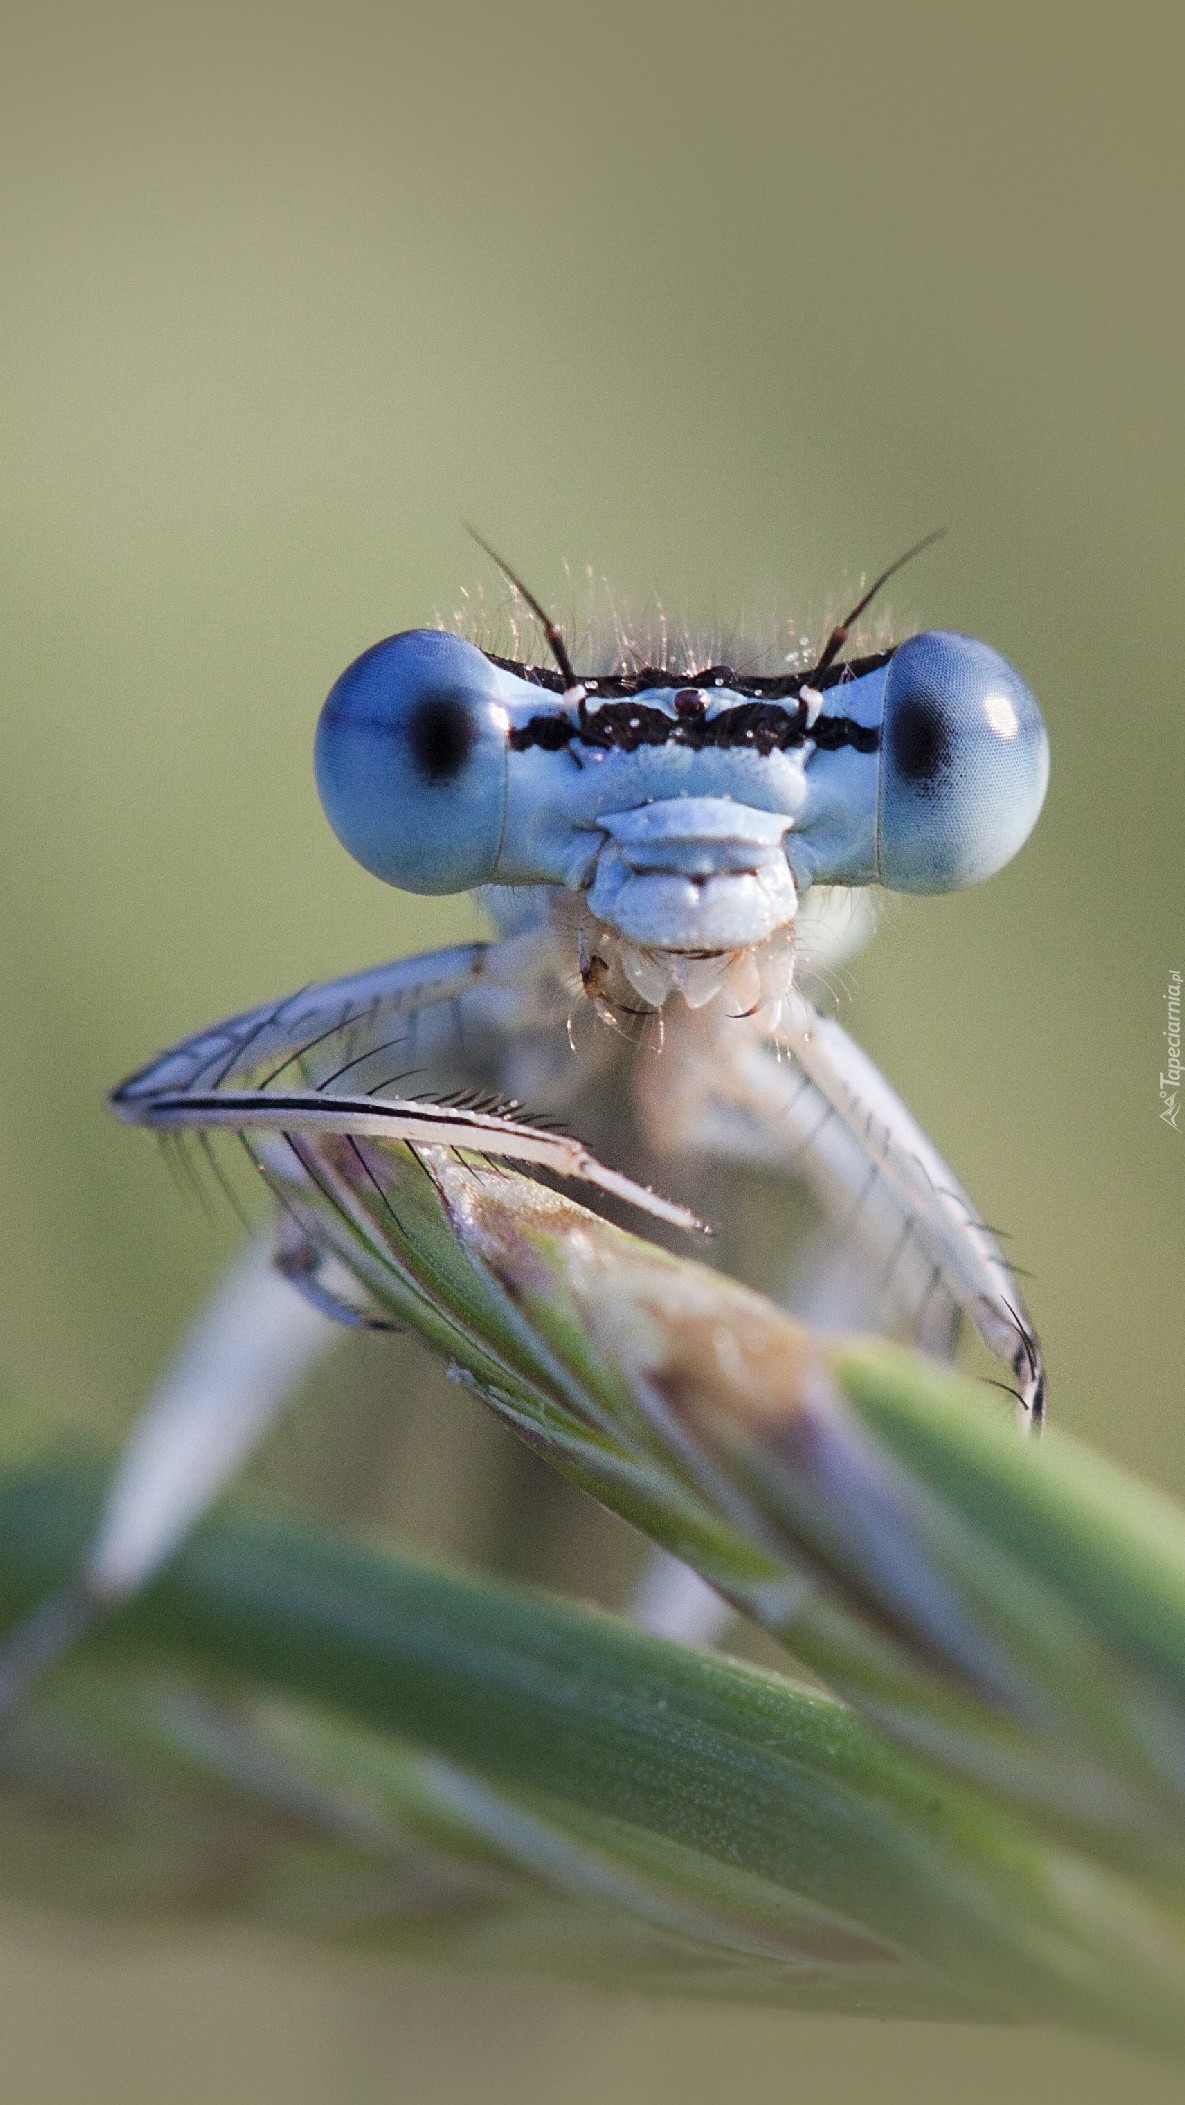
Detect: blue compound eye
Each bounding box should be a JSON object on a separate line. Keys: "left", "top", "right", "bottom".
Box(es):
{"left": 314, "top": 630, "right": 508, "bottom": 893}
{"left": 878, "top": 631, "right": 1049, "bottom": 891}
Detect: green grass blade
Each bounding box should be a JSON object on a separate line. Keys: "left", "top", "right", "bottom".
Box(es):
{"left": 257, "top": 1139, "right": 1185, "bottom": 1864}
{"left": 3, "top": 1459, "right": 1185, "bottom": 2045}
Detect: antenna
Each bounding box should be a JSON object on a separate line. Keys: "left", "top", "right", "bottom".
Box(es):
{"left": 465, "top": 527, "right": 581, "bottom": 694}
{"left": 805, "top": 528, "right": 947, "bottom": 686}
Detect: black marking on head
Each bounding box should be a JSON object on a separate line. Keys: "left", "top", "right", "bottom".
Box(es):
{"left": 408, "top": 690, "right": 477, "bottom": 782}
{"left": 490, "top": 646, "right": 890, "bottom": 701}
{"left": 887, "top": 694, "right": 954, "bottom": 792}
{"left": 507, "top": 711, "right": 574, "bottom": 752}
{"left": 502, "top": 650, "right": 890, "bottom": 757}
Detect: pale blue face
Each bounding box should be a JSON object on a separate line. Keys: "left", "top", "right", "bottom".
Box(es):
{"left": 314, "top": 624, "right": 1049, "bottom": 953}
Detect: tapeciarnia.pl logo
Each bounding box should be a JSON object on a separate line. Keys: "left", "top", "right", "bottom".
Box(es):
{"left": 1161, "top": 969, "right": 1182, "bottom": 1130}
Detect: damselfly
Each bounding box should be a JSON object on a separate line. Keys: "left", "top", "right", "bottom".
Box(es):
{"left": 0, "top": 537, "right": 1049, "bottom": 1699}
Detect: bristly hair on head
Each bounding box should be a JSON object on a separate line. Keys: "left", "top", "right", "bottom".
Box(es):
{"left": 447, "top": 537, "right": 947, "bottom": 687}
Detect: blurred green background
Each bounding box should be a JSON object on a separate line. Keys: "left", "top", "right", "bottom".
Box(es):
{"left": 1, "top": 0, "right": 1182, "bottom": 2097}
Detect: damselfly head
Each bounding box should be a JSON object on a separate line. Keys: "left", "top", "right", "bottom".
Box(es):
{"left": 314, "top": 543, "right": 1048, "bottom": 1010}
